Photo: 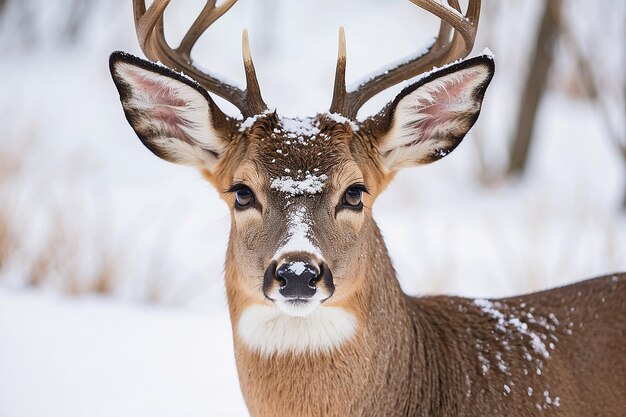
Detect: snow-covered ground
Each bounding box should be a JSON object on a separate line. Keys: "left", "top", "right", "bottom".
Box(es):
{"left": 0, "top": 0, "right": 624, "bottom": 416}
{"left": 0, "top": 290, "right": 247, "bottom": 417}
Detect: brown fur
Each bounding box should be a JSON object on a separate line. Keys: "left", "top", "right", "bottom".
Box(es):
{"left": 230, "top": 218, "right": 626, "bottom": 417}
{"left": 110, "top": 54, "right": 625, "bottom": 416}
{"left": 212, "top": 116, "right": 626, "bottom": 416}
{"left": 164, "top": 110, "right": 626, "bottom": 417}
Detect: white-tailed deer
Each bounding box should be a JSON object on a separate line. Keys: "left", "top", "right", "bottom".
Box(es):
{"left": 110, "top": 1, "right": 625, "bottom": 416}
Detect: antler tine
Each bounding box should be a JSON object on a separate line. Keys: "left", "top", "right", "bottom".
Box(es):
{"left": 415, "top": 0, "right": 480, "bottom": 58}
{"left": 329, "top": 27, "right": 347, "bottom": 115}
{"left": 330, "top": 0, "right": 481, "bottom": 119}
{"left": 133, "top": 0, "right": 169, "bottom": 52}
{"left": 242, "top": 29, "right": 268, "bottom": 114}
{"left": 131, "top": 0, "right": 267, "bottom": 118}
{"left": 177, "top": 0, "right": 237, "bottom": 59}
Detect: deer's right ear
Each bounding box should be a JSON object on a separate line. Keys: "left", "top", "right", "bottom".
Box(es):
{"left": 109, "top": 52, "right": 230, "bottom": 169}
{"left": 372, "top": 56, "right": 494, "bottom": 171}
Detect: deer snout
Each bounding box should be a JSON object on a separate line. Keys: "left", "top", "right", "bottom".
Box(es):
{"left": 263, "top": 258, "right": 335, "bottom": 316}
{"left": 276, "top": 261, "right": 320, "bottom": 299}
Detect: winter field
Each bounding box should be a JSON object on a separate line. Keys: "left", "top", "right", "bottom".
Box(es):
{"left": 0, "top": 1, "right": 624, "bottom": 416}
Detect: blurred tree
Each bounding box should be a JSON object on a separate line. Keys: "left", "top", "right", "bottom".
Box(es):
{"left": 507, "top": 0, "right": 562, "bottom": 176}
{"left": 558, "top": 1, "right": 626, "bottom": 209}
{"left": 0, "top": 0, "right": 38, "bottom": 48}
{"left": 0, "top": 0, "right": 102, "bottom": 49}
{"left": 503, "top": 0, "right": 626, "bottom": 209}
{"left": 62, "top": 0, "right": 94, "bottom": 44}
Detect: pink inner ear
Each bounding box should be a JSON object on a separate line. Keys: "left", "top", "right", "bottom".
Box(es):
{"left": 131, "top": 72, "right": 189, "bottom": 108}
{"left": 152, "top": 105, "right": 185, "bottom": 127}
{"left": 125, "top": 68, "right": 194, "bottom": 131}
{"left": 411, "top": 75, "right": 475, "bottom": 140}
{"left": 125, "top": 68, "right": 192, "bottom": 138}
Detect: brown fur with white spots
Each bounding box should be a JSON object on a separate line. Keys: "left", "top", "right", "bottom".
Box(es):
{"left": 110, "top": 51, "right": 626, "bottom": 416}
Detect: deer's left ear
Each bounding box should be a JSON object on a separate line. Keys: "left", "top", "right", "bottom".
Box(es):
{"left": 109, "top": 52, "right": 231, "bottom": 170}
{"left": 375, "top": 56, "right": 494, "bottom": 171}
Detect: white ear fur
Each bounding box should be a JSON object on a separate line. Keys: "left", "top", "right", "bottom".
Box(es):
{"left": 111, "top": 55, "right": 227, "bottom": 169}
{"left": 379, "top": 59, "right": 493, "bottom": 170}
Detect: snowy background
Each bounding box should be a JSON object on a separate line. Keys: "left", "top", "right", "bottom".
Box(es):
{"left": 0, "top": 1, "right": 624, "bottom": 416}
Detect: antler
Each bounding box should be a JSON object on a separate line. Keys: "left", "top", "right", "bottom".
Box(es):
{"left": 330, "top": 0, "right": 481, "bottom": 119}
{"left": 132, "top": 0, "right": 267, "bottom": 118}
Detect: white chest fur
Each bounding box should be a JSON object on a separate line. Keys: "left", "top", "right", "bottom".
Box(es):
{"left": 236, "top": 304, "right": 357, "bottom": 357}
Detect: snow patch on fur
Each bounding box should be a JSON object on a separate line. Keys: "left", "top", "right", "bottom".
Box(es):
{"left": 270, "top": 173, "right": 328, "bottom": 195}
{"left": 274, "top": 205, "right": 321, "bottom": 259}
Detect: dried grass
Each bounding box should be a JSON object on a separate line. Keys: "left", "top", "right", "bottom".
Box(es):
{"left": 0, "top": 121, "right": 30, "bottom": 274}
{"left": 0, "top": 203, "right": 13, "bottom": 270}
{"left": 0, "top": 119, "right": 196, "bottom": 305}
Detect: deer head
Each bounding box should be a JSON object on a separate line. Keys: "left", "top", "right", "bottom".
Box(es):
{"left": 110, "top": 0, "right": 493, "bottom": 321}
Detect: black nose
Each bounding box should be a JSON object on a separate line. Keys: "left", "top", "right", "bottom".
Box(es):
{"left": 275, "top": 261, "right": 320, "bottom": 299}
{"left": 263, "top": 260, "right": 335, "bottom": 301}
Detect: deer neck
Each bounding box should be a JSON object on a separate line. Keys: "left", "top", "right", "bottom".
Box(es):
{"left": 224, "top": 218, "right": 436, "bottom": 416}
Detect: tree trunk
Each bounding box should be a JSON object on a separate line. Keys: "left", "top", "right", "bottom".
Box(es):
{"left": 622, "top": 68, "right": 626, "bottom": 210}
{"left": 507, "top": 0, "right": 562, "bottom": 176}
{"left": 62, "top": 0, "right": 92, "bottom": 44}
{"left": 622, "top": 148, "right": 626, "bottom": 210}
{"left": 622, "top": 174, "right": 626, "bottom": 210}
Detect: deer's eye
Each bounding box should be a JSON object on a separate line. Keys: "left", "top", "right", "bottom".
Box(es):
{"left": 234, "top": 186, "right": 255, "bottom": 208}
{"left": 342, "top": 186, "right": 364, "bottom": 209}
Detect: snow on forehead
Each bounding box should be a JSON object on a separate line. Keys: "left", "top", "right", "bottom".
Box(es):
{"left": 270, "top": 117, "right": 330, "bottom": 195}
{"left": 271, "top": 173, "right": 329, "bottom": 196}
{"left": 280, "top": 117, "right": 321, "bottom": 138}
{"left": 242, "top": 113, "right": 349, "bottom": 190}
